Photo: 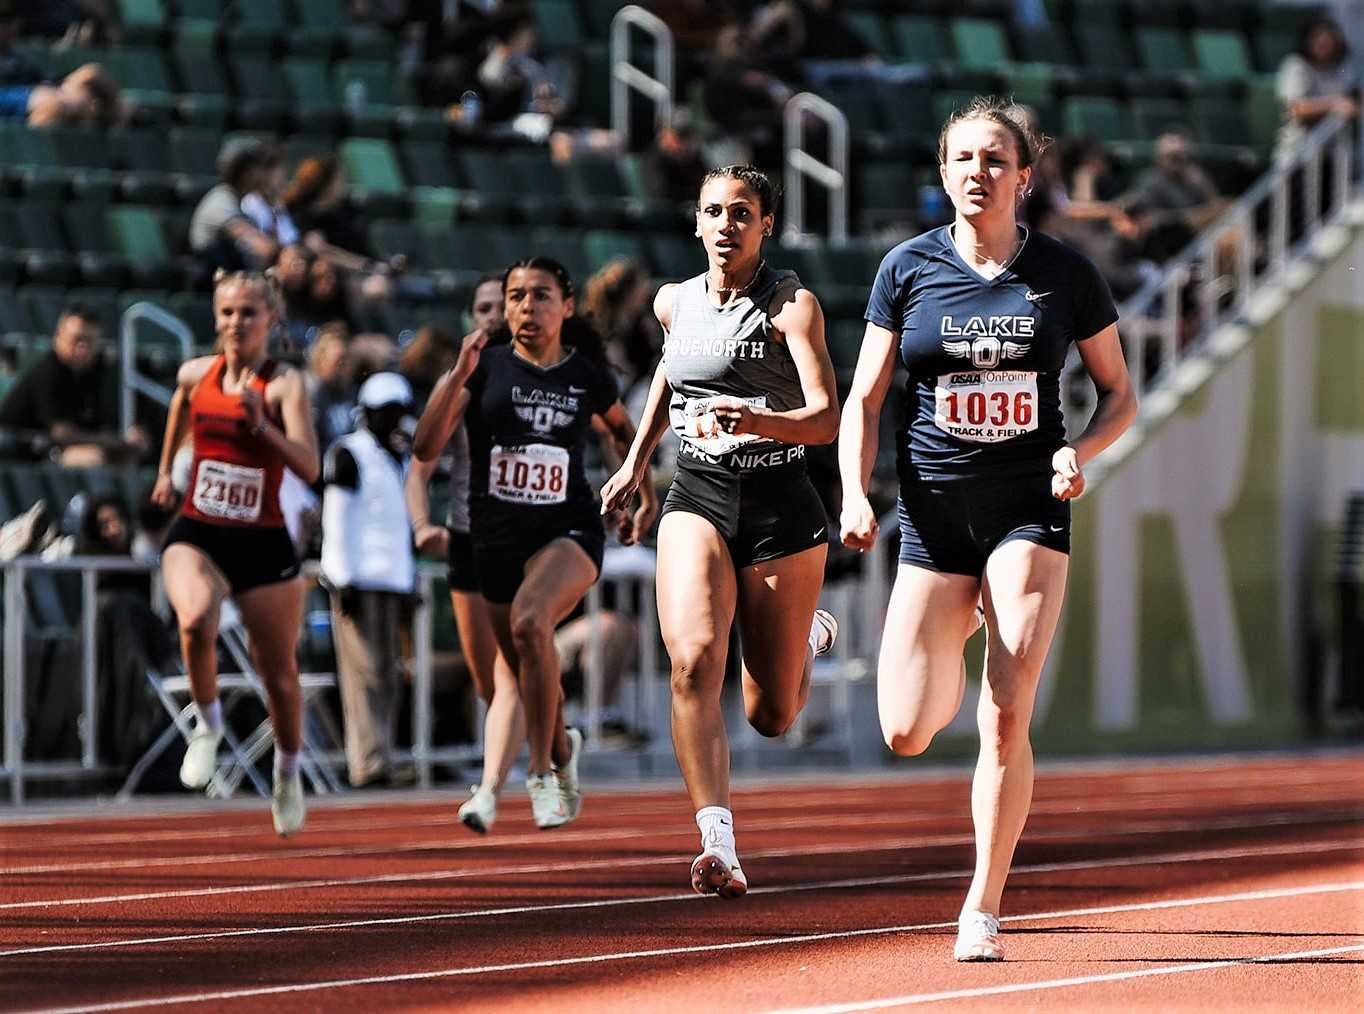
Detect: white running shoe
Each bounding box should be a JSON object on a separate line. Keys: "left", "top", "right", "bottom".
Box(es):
{"left": 458, "top": 785, "right": 497, "bottom": 833}
{"left": 810, "top": 608, "right": 838, "bottom": 658}
{"left": 526, "top": 772, "right": 570, "bottom": 829}
{"left": 954, "top": 910, "right": 1003, "bottom": 961}
{"left": 691, "top": 841, "right": 748, "bottom": 899}
{"left": 555, "top": 727, "right": 584, "bottom": 822}
{"left": 178, "top": 725, "right": 224, "bottom": 789}
{"left": 271, "top": 771, "right": 306, "bottom": 837}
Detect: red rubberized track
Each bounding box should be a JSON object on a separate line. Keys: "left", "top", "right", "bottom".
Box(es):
{"left": 3, "top": 753, "right": 1362, "bottom": 1012}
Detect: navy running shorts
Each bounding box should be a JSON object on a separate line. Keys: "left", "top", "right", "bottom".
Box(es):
{"left": 897, "top": 471, "right": 1069, "bottom": 577}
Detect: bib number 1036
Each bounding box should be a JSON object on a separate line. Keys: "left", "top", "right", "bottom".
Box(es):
{"left": 934, "top": 371, "right": 1038, "bottom": 443}
{"left": 489, "top": 444, "right": 569, "bottom": 505}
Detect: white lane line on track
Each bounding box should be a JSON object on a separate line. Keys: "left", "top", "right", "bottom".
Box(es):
{"left": 19, "top": 881, "right": 1364, "bottom": 1013}
{"left": 5, "top": 808, "right": 1362, "bottom": 913}
{"left": 5, "top": 810, "right": 1361, "bottom": 913}
{"left": 6, "top": 766, "right": 1361, "bottom": 844}
{"left": 5, "top": 795, "right": 1361, "bottom": 878}
{"left": 3, "top": 835, "right": 1360, "bottom": 958}
{"left": 758, "top": 943, "right": 1364, "bottom": 1013}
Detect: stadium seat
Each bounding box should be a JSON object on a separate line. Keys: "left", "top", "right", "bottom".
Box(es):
{"left": 62, "top": 202, "right": 130, "bottom": 288}
{"left": 584, "top": 230, "right": 647, "bottom": 275}
{"left": 1135, "top": 27, "right": 1198, "bottom": 75}
{"left": 229, "top": 55, "right": 292, "bottom": 131}
{"left": 646, "top": 232, "right": 701, "bottom": 280}
{"left": 1190, "top": 95, "right": 1252, "bottom": 149}
{"left": 890, "top": 16, "right": 948, "bottom": 65}
{"left": 1072, "top": 23, "right": 1136, "bottom": 72}
{"left": 228, "top": 0, "right": 286, "bottom": 52}
{"left": 533, "top": 0, "right": 584, "bottom": 50}
{"left": 1245, "top": 75, "right": 1284, "bottom": 151}
{"left": 338, "top": 138, "right": 410, "bottom": 215}
{"left": 172, "top": 20, "right": 228, "bottom": 96}
{"left": 116, "top": 0, "right": 167, "bottom": 44}
{"left": 528, "top": 227, "right": 592, "bottom": 283}
{"left": 1192, "top": 30, "right": 1255, "bottom": 81}
{"left": 1131, "top": 97, "right": 1190, "bottom": 141}
{"left": 333, "top": 59, "right": 396, "bottom": 108}
{"left": 844, "top": 12, "right": 894, "bottom": 61}
{"left": 950, "top": 18, "right": 1012, "bottom": 70}
{"left": 399, "top": 139, "right": 461, "bottom": 190}
{"left": 1061, "top": 96, "right": 1133, "bottom": 143}
{"left": 15, "top": 204, "right": 78, "bottom": 286}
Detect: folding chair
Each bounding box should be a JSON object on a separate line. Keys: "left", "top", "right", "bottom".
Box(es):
{"left": 119, "top": 601, "right": 344, "bottom": 799}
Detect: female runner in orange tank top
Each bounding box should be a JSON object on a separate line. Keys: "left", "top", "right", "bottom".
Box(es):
{"left": 151, "top": 269, "right": 320, "bottom": 836}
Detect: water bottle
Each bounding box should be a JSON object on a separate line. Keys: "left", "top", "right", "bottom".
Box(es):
{"left": 459, "top": 89, "right": 482, "bottom": 128}
{"left": 345, "top": 79, "right": 368, "bottom": 114}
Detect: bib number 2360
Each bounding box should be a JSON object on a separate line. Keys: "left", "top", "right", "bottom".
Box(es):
{"left": 490, "top": 444, "right": 569, "bottom": 505}
{"left": 934, "top": 371, "right": 1038, "bottom": 443}
{"left": 192, "top": 460, "right": 264, "bottom": 522}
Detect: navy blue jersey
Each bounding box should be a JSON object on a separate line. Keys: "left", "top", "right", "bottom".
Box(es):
{"left": 865, "top": 225, "right": 1117, "bottom": 481}
{"left": 464, "top": 344, "right": 618, "bottom": 541}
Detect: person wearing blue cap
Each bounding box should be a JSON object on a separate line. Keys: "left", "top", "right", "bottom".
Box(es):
{"left": 321, "top": 371, "right": 418, "bottom": 788}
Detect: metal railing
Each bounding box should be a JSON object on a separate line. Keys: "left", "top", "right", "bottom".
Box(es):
{"left": 120, "top": 302, "right": 194, "bottom": 433}
{"left": 1106, "top": 112, "right": 1360, "bottom": 407}
{"left": 1, "top": 553, "right": 668, "bottom": 805}
{"left": 783, "top": 91, "right": 850, "bottom": 243}
{"left": 610, "top": 5, "right": 673, "bottom": 147}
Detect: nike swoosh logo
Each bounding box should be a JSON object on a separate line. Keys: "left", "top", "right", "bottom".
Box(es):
{"left": 1049, "top": 524, "right": 1065, "bottom": 532}
{"left": 813, "top": 527, "right": 826, "bottom": 541}
{"left": 569, "top": 386, "right": 588, "bottom": 394}
{"left": 1025, "top": 291, "right": 1051, "bottom": 301}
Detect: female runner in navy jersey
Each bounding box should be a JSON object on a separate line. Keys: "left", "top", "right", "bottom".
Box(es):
{"left": 414, "top": 257, "right": 656, "bottom": 829}
{"left": 839, "top": 98, "right": 1136, "bottom": 960}
{"left": 602, "top": 166, "right": 840, "bottom": 897}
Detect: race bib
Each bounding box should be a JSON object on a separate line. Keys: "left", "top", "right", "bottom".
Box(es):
{"left": 489, "top": 443, "right": 569, "bottom": 505}
{"left": 933, "top": 371, "right": 1038, "bottom": 443}
{"left": 680, "top": 395, "right": 766, "bottom": 455}
{"left": 192, "top": 460, "right": 264, "bottom": 522}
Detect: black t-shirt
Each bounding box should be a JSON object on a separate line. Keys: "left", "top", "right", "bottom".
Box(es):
{"left": 0, "top": 351, "right": 119, "bottom": 456}
{"left": 464, "top": 345, "right": 617, "bottom": 542}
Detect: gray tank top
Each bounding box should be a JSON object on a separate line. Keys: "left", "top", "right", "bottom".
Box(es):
{"left": 443, "top": 422, "right": 472, "bottom": 533}
{"left": 663, "top": 264, "right": 808, "bottom": 466}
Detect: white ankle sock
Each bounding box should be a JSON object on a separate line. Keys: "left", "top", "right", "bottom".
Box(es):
{"left": 696, "top": 805, "right": 735, "bottom": 853}
{"left": 196, "top": 698, "right": 223, "bottom": 733}
{"left": 274, "top": 749, "right": 300, "bottom": 779}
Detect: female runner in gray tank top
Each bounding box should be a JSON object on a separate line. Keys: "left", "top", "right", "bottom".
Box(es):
{"left": 602, "top": 165, "right": 841, "bottom": 897}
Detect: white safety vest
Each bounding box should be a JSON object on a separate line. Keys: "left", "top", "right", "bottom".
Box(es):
{"left": 321, "top": 428, "right": 415, "bottom": 594}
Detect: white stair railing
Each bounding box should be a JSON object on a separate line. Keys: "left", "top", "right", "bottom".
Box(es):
{"left": 610, "top": 5, "right": 673, "bottom": 147}
{"left": 783, "top": 91, "right": 849, "bottom": 243}
{"left": 120, "top": 301, "right": 194, "bottom": 433}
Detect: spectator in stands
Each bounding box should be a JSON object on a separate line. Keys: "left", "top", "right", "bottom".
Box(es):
{"left": 0, "top": 61, "right": 127, "bottom": 127}
{"left": 1123, "top": 128, "right": 1228, "bottom": 263}
{"left": 785, "top": 0, "right": 874, "bottom": 63}
{"left": 1277, "top": 14, "right": 1359, "bottom": 160}
{"left": 242, "top": 145, "right": 300, "bottom": 249}
{"left": 189, "top": 138, "right": 278, "bottom": 276}
{"left": 644, "top": 0, "right": 737, "bottom": 53}
{"left": 304, "top": 257, "right": 357, "bottom": 334}
{"left": 0, "top": 302, "right": 148, "bottom": 465}
{"left": 704, "top": 22, "right": 793, "bottom": 159}
{"left": 281, "top": 155, "right": 403, "bottom": 303}
{"left": 15, "top": 0, "right": 118, "bottom": 46}
{"left": 276, "top": 243, "right": 317, "bottom": 347}
{"left": 475, "top": 14, "right": 550, "bottom": 124}
{"left": 321, "top": 371, "right": 418, "bottom": 789}
{"left": 410, "top": 0, "right": 513, "bottom": 109}
{"left": 582, "top": 258, "right": 662, "bottom": 396}
{"left": 0, "top": 2, "right": 42, "bottom": 86}
{"left": 398, "top": 324, "right": 455, "bottom": 410}
{"left": 645, "top": 110, "right": 710, "bottom": 207}
{"left": 306, "top": 323, "right": 358, "bottom": 454}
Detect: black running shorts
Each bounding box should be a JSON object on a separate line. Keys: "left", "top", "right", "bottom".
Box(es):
{"left": 445, "top": 528, "right": 479, "bottom": 594}
{"left": 661, "top": 451, "right": 829, "bottom": 569}
{"left": 472, "top": 519, "right": 605, "bottom": 605}
{"left": 897, "top": 471, "right": 1069, "bottom": 577}
{"left": 163, "top": 515, "right": 300, "bottom": 595}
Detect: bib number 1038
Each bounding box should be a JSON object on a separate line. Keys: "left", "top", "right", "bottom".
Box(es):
{"left": 934, "top": 371, "right": 1038, "bottom": 444}
{"left": 489, "top": 444, "right": 569, "bottom": 505}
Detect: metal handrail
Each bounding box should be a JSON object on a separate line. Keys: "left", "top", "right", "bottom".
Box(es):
{"left": 1112, "top": 112, "right": 1360, "bottom": 398}
{"left": 783, "top": 91, "right": 850, "bottom": 243}
{"left": 120, "top": 302, "right": 194, "bottom": 434}
{"left": 610, "top": 5, "right": 673, "bottom": 147}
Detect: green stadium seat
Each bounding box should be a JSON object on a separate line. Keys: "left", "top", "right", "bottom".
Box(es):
{"left": 646, "top": 232, "right": 700, "bottom": 280}
{"left": 1013, "top": 24, "right": 1075, "bottom": 66}
{"left": 411, "top": 187, "right": 461, "bottom": 227}
{"left": 294, "top": 0, "right": 346, "bottom": 26}
{"left": 1245, "top": 75, "right": 1283, "bottom": 150}
{"left": 102, "top": 46, "right": 175, "bottom": 93}
{"left": 107, "top": 207, "right": 172, "bottom": 265}
{"left": 20, "top": 287, "right": 72, "bottom": 337}
{"left": 176, "top": 0, "right": 222, "bottom": 18}
{"left": 15, "top": 203, "right": 78, "bottom": 286}
{"left": 230, "top": 54, "right": 291, "bottom": 130}
{"left": 1253, "top": 27, "right": 1298, "bottom": 74}
{"left": 845, "top": 12, "right": 894, "bottom": 60}
{"left": 1062, "top": 96, "right": 1133, "bottom": 143}
{"left": 527, "top": 227, "right": 591, "bottom": 284}
{"left": 1192, "top": 30, "right": 1254, "bottom": 80}
{"left": 342, "top": 25, "right": 394, "bottom": 60}
{"left": 890, "top": 16, "right": 947, "bottom": 65}
{"left": 421, "top": 222, "right": 519, "bottom": 279}
{"left": 584, "top": 230, "right": 646, "bottom": 275}
{"left": 1135, "top": 27, "right": 1197, "bottom": 75}
{"left": 1131, "top": 97, "right": 1190, "bottom": 140}
{"left": 168, "top": 127, "right": 224, "bottom": 180}
{"left": 61, "top": 202, "right": 129, "bottom": 288}
{"left": 1190, "top": 95, "right": 1251, "bottom": 148}
{"left": 1069, "top": 0, "right": 1121, "bottom": 27}
{"left": 333, "top": 60, "right": 396, "bottom": 107}
{"left": 117, "top": 0, "right": 166, "bottom": 43}
{"left": 339, "top": 137, "right": 406, "bottom": 194}
{"left": 950, "top": 18, "right": 1012, "bottom": 70}
{"left": 1001, "top": 63, "right": 1054, "bottom": 108}
{"left": 289, "top": 0, "right": 346, "bottom": 58}
{"left": 173, "top": 21, "right": 228, "bottom": 95}
{"left": 533, "top": 0, "right": 584, "bottom": 49}
{"left": 1073, "top": 24, "right": 1135, "bottom": 71}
